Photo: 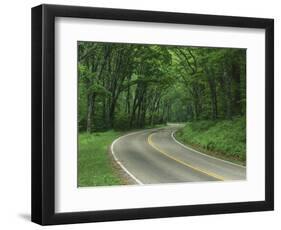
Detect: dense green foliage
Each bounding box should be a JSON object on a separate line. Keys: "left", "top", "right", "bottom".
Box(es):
{"left": 175, "top": 117, "right": 246, "bottom": 164}
{"left": 78, "top": 42, "right": 246, "bottom": 132}
{"left": 78, "top": 41, "right": 246, "bottom": 175}
{"left": 78, "top": 131, "right": 126, "bottom": 186}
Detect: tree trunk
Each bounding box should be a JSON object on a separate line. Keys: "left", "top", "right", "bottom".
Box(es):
{"left": 206, "top": 70, "right": 218, "bottom": 120}
{"left": 232, "top": 62, "right": 241, "bottom": 115}
{"left": 126, "top": 82, "right": 131, "bottom": 114}
{"left": 86, "top": 93, "right": 96, "bottom": 132}
{"left": 191, "top": 85, "right": 200, "bottom": 120}
{"left": 109, "top": 97, "right": 117, "bottom": 128}
{"left": 224, "top": 70, "right": 232, "bottom": 119}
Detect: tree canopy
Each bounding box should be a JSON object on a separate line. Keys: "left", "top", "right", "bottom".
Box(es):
{"left": 78, "top": 41, "right": 246, "bottom": 132}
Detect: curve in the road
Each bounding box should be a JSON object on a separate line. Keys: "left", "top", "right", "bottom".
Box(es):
{"left": 110, "top": 126, "right": 246, "bottom": 185}
{"left": 110, "top": 131, "right": 145, "bottom": 185}
{"left": 147, "top": 133, "right": 225, "bottom": 181}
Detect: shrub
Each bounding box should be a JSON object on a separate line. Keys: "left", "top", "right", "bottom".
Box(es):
{"left": 113, "top": 113, "right": 131, "bottom": 131}
{"left": 175, "top": 116, "right": 246, "bottom": 163}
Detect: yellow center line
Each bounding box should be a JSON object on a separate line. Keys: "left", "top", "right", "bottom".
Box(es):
{"left": 147, "top": 133, "right": 225, "bottom": 181}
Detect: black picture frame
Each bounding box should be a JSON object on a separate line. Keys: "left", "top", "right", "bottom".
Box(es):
{"left": 31, "top": 4, "right": 274, "bottom": 225}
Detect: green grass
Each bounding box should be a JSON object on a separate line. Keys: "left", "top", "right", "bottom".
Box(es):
{"left": 78, "top": 131, "right": 125, "bottom": 187}
{"left": 78, "top": 124, "right": 168, "bottom": 187}
{"left": 175, "top": 117, "right": 246, "bottom": 165}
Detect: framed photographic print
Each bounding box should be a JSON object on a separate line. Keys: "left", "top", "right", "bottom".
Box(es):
{"left": 31, "top": 4, "right": 274, "bottom": 225}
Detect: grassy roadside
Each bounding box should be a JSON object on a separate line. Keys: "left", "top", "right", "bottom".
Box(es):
{"left": 78, "top": 124, "right": 168, "bottom": 187}
{"left": 175, "top": 117, "right": 246, "bottom": 166}
{"left": 78, "top": 131, "right": 126, "bottom": 187}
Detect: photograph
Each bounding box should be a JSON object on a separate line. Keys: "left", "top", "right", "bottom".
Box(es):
{"left": 77, "top": 41, "right": 246, "bottom": 187}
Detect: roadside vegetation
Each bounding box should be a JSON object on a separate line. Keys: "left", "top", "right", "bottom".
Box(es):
{"left": 78, "top": 131, "right": 125, "bottom": 187}
{"left": 175, "top": 117, "right": 246, "bottom": 165}
{"left": 78, "top": 124, "right": 168, "bottom": 187}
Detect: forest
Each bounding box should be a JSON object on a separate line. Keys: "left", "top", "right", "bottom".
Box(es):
{"left": 78, "top": 42, "right": 246, "bottom": 132}
{"left": 78, "top": 41, "right": 246, "bottom": 186}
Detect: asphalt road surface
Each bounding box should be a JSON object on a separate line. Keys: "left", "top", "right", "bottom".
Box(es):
{"left": 111, "top": 124, "right": 246, "bottom": 185}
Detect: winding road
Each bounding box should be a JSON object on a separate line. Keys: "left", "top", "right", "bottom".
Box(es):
{"left": 111, "top": 124, "right": 246, "bottom": 185}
